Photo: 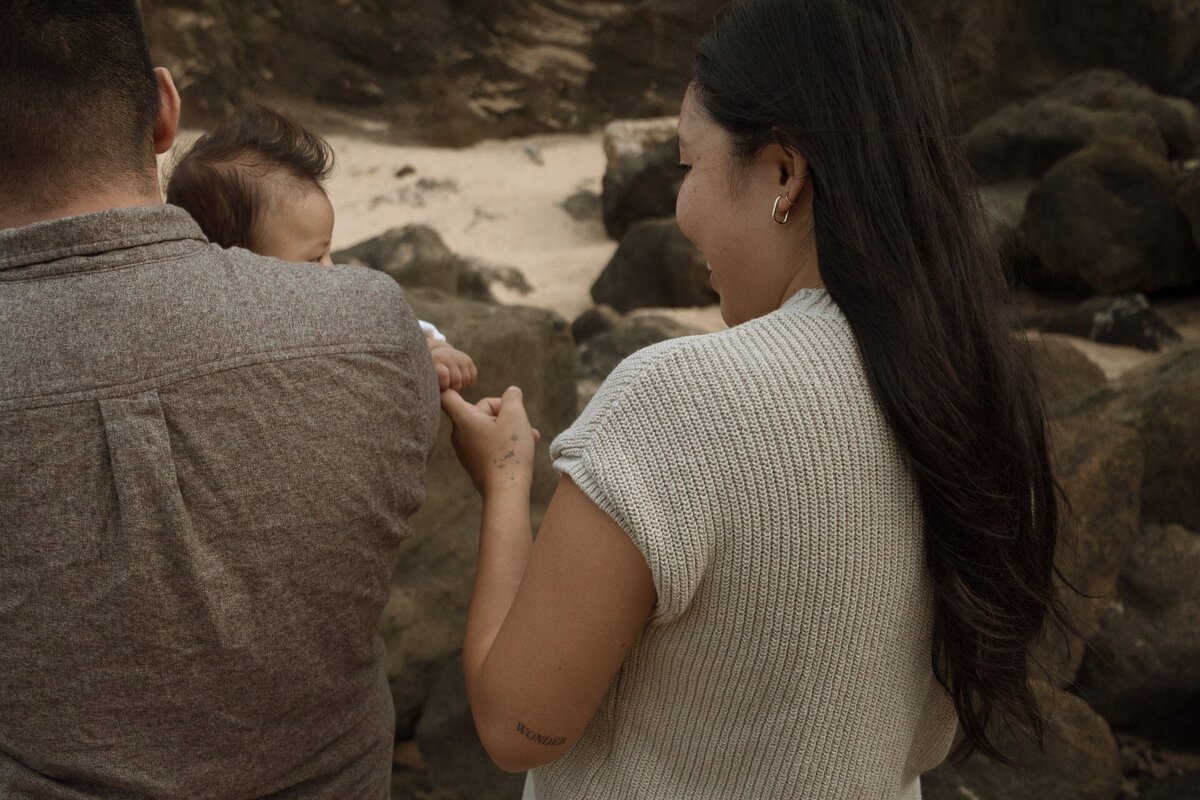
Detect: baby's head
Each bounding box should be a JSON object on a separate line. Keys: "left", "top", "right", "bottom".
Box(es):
{"left": 167, "top": 106, "right": 336, "bottom": 265}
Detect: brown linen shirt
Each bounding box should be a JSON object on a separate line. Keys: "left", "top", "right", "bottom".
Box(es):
{"left": 0, "top": 205, "right": 440, "bottom": 799}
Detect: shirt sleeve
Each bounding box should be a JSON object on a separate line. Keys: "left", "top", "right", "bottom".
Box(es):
{"left": 550, "top": 343, "right": 716, "bottom": 626}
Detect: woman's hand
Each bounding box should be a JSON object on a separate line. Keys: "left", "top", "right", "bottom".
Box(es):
{"left": 441, "top": 386, "right": 541, "bottom": 497}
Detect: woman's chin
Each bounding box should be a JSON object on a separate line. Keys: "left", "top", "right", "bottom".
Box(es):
{"left": 718, "top": 301, "right": 738, "bottom": 329}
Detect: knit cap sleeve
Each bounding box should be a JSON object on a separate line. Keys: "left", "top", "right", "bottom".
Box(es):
{"left": 550, "top": 343, "right": 715, "bottom": 625}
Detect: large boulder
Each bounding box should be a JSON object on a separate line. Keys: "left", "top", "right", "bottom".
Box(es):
{"left": 416, "top": 660, "right": 524, "bottom": 800}
{"left": 1035, "top": 393, "right": 1143, "bottom": 686}
{"left": 1017, "top": 139, "right": 1200, "bottom": 295}
{"left": 1024, "top": 335, "right": 1107, "bottom": 411}
{"left": 1041, "top": 71, "right": 1200, "bottom": 160}
{"left": 1112, "top": 346, "right": 1200, "bottom": 530}
{"left": 576, "top": 313, "right": 702, "bottom": 412}
{"left": 1076, "top": 524, "right": 1200, "bottom": 742}
{"left": 921, "top": 682, "right": 1122, "bottom": 800}
{"left": 570, "top": 305, "right": 624, "bottom": 345}
{"left": 600, "top": 117, "right": 682, "bottom": 240}
{"left": 333, "top": 226, "right": 531, "bottom": 304}
{"left": 590, "top": 218, "right": 716, "bottom": 313}
{"left": 380, "top": 288, "right": 577, "bottom": 734}
{"left": 966, "top": 70, "right": 1200, "bottom": 182}
{"left": 966, "top": 102, "right": 1165, "bottom": 183}
{"left": 1177, "top": 166, "right": 1200, "bottom": 249}
{"left": 577, "top": 313, "right": 701, "bottom": 385}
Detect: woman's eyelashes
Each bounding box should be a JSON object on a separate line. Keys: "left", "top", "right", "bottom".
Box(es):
{"left": 679, "top": 163, "right": 692, "bottom": 174}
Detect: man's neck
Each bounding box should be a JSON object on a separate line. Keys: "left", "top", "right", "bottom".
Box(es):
{"left": 0, "top": 190, "right": 163, "bottom": 231}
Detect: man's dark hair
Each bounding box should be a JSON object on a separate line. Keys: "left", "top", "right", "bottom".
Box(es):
{"left": 166, "top": 106, "right": 335, "bottom": 250}
{"left": 0, "top": 0, "right": 161, "bottom": 209}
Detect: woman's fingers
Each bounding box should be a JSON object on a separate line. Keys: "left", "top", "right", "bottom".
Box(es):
{"left": 475, "top": 397, "right": 502, "bottom": 416}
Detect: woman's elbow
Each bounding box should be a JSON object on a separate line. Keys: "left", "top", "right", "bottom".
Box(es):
{"left": 478, "top": 720, "right": 569, "bottom": 773}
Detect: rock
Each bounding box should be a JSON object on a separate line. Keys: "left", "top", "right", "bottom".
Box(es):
{"left": 591, "top": 218, "right": 716, "bottom": 313}
{"left": 1178, "top": 167, "right": 1200, "bottom": 248}
{"left": 416, "top": 659, "right": 525, "bottom": 800}
{"left": 1017, "top": 139, "right": 1200, "bottom": 295}
{"left": 577, "top": 313, "right": 702, "bottom": 385}
{"left": 315, "top": 67, "right": 386, "bottom": 107}
{"left": 1040, "top": 294, "right": 1182, "bottom": 352}
{"left": 561, "top": 189, "right": 602, "bottom": 224}
{"left": 1035, "top": 395, "right": 1143, "bottom": 686}
{"left": 333, "top": 226, "right": 530, "bottom": 304}
{"left": 1041, "top": 71, "right": 1200, "bottom": 160}
{"left": 1024, "top": 335, "right": 1107, "bottom": 411}
{"left": 979, "top": 181, "right": 1037, "bottom": 282}
{"left": 571, "top": 305, "right": 623, "bottom": 345}
{"left": 1111, "top": 346, "right": 1200, "bottom": 531}
{"left": 142, "top": 0, "right": 1200, "bottom": 144}
{"left": 586, "top": 1, "right": 727, "bottom": 123}
{"left": 600, "top": 118, "right": 682, "bottom": 240}
{"left": 379, "top": 289, "right": 577, "bottom": 734}
{"left": 1141, "top": 771, "right": 1200, "bottom": 800}
{"left": 966, "top": 70, "right": 1200, "bottom": 182}
{"left": 1076, "top": 524, "right": 1200, "bottom": 742}
{"left": 921, "top": 682, "right": 1121, "bottom": 800}
{"left": 966, "top": 101, "right": 1166, "bottom": 183}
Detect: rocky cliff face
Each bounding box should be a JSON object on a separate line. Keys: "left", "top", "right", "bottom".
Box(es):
{"left": 143, "top": 0, "right": 1200, "bottom": 144}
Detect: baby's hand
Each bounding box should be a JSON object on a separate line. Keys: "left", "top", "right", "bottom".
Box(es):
{"left": 429, "top": 340, "right": 478, "bottom": 391}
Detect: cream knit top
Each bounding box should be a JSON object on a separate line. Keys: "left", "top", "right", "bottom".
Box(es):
{"left": 534, "top": 288, "right": 958, "bottom": 800}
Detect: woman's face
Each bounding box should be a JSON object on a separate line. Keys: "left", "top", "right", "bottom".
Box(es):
{"left": 675, "top": 86, "right": 816, "bottom": 327}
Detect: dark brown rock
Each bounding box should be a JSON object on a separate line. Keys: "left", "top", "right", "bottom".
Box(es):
{"left": 591, "top": 218, "right": 715, "bottom": 313}
{"left": 571, "top": 305, "right": 624, "bottom": 345}
{"left": 333, "top": 226, "right": 530, "bottom": 304}
{"left": 600, "top": 118, "right": 682, "bottom": 240}
{"left": 416, "top": 660, "right": 524, "bottom": 800}
{"left": 1113, "top": 346, "right": 1200, "bottom": 530}
{"left": 1018, "top": 139, "right": 1200, "bottom": 295}
{"left": 1076, "top": 524, "right": 1200, "bottom": 742}
{"left": 966, "top": 102, "right": 1165, "bottom": 183}
{"left": 577, "top": 313, "right": 701, "bottom": 384}
{"left": 315, "top": 68, "right": 386, "bottom": 107}
{"left": 921, "top": 682, "right": 1122, "bottom": 800}
{"left": 1178, "top": 167, "right": 1200, "bottom": 249}
{"left": 1035, "top": 394, "right": 1143, "bottom": 686}
{"left": 1025, "top": 335, "right": 1107, "bottom": 411}
{"left": 1041, "top": 71, "right": 1200, "bottom": 160}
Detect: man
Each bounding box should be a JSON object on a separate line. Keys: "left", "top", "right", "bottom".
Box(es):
{"left": 0, "top": 3, "right": 439, "bottom": 798}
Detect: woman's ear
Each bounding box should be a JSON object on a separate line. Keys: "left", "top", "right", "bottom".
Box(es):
{"left": 781, "top": 146, "right": 811, "bottom": 203}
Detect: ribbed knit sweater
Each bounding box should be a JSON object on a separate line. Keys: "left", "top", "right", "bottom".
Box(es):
{"left": 532, "top": 288, "right": 958, "bottom": 799}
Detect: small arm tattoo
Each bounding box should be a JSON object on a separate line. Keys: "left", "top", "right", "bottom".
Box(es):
{"left": 516, "top": 722, "right": 567, "bottom": 747}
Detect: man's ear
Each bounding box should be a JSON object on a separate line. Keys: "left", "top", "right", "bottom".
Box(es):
{"left": 152, "top": 67, "right": 182, "bottom": 156}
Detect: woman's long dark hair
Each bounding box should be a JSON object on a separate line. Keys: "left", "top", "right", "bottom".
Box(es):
{"left": 694, "top": 0, "right": 1063, "bottom": 762}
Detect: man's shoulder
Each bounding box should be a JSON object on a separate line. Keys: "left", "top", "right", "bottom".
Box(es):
{"left": 188, "top": 244, "right": 418, "bottom": 348}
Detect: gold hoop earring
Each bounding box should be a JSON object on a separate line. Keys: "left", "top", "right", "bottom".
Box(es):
{"left": 772, "top": 194, "right": 791, "bottom": 225}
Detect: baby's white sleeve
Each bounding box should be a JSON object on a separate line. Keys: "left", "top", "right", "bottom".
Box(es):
{"left": 418, "top": 320, "right": 447, "bottom": 343}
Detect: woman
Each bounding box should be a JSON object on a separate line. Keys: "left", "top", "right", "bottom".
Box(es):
{"left": 440, "top": 0, "right": 1062, "bottom": 797}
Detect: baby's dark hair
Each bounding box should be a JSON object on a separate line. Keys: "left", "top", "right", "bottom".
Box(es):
{"left": 166, "top": 105, "right": 334, "bottom": 250}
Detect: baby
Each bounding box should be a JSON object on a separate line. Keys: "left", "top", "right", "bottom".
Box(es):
{"left": 166, "top": 106, "right": 476, "bottom": 391}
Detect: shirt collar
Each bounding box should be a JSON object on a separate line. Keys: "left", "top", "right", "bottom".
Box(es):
{"left": 0, "top": 204, "right": 207, "bottom": 273}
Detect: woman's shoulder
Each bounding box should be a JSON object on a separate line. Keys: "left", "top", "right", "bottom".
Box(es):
{"left": 622, "top": 297, "right": 855, "bottom": 387}
{"left": 566, "top": 300, "right": 857, "bottom": 436}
